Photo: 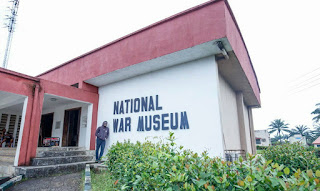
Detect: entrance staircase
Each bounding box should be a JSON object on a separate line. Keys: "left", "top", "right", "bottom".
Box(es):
{"left": 0, "top": 148, "right": 16, "bottom": 177}
{"left": 15, "top": 147, "right": 95, "bottom": 178}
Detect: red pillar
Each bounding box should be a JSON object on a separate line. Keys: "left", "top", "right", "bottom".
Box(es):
{"left": 18, "top": 84, "right": 43, "bottom": 166}
{"left": 90, "top": 102, "right": 98, "bottom": 150}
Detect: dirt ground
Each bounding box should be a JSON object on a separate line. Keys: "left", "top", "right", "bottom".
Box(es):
{"left": 8, "top": 172, "right": 82, "bottom": 191}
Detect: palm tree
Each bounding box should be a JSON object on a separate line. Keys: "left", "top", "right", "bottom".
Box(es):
{"left": 271, "top": 135, "right": 283, "bottom": 144}
{"left": 282, "top": 134, "right": 290, "bottom": 142}
{"left": 289, "top": 125, "right": 310, "bottom": 136}
{"left": 268, "top": 119, "right": 290, "bottom": 143}
{"left": 311, "top": 103, "right": 320, "bottom": 123}
{"left": 304, "top": 131, "right": 316, "bottom": 145}
{"left": 312, "top": 125, "right": 320, "bottom": 137}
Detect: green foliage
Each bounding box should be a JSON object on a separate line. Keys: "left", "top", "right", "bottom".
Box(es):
{"left": 104, "top": 133, "right": 320, "bottom": 190}
{"left": 256, "top": 146, "right": 268, "bottom": 150}
{"left": 262, "top": 143, "right": 320, "bottom": 173}
{"left": 268, "top": 119, "right": 290, "bottom": 143}
{"left": 311, "top": 103, "right": 320, "bottom": 123}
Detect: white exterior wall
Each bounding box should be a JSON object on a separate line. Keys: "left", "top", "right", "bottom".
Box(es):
{"left": 243, "top": 105, "right": 252, "bottom": 153}
{"left": 289, "top": 135, "right": 307, "bottom": 145}
{"left": 97, "top": 56, "right": 225, "bottom": 157}
{"left": 254, "top": 130, "right": 271, "bottom": 146}
{"left": 42, "top": 103, "right": 89, "bottom": 147}
{"left": 218, "top": 75, "right": 241, "bottom": 150}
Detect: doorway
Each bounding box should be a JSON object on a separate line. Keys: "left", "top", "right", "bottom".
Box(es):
{"left": 62, "top": 108, "right": 81, "bottom": 146}
{"left": 39, "top": 113, "right": 54, "bottom": 147}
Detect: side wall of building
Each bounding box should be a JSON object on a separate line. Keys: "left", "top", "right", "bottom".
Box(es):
{"left": 243, "top": 104, "right": 252, "bottom": 153}
{"left": 218, "top": 75, "right": 241, "bottom": 150}
{"left": 97, "top": 56, "right": 225, "bottom": 157}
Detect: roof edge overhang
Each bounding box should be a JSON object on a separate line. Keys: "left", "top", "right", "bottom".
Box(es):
{"left": 0, "top": 67, "right": 40, "bottom": 82}
{"left": 36, "top": 0, "right": 224, "bottom": 77}
{"left": 35, "top": 0, "right": 260, "bottom": 106}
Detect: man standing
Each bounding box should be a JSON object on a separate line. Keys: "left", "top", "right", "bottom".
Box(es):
{"left": 95, "top": 121, "right": 109, "bottom": 162}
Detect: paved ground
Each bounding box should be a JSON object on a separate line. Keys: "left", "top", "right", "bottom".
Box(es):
{"left": 8, "top": 172, "right": 82, "bottom": 191}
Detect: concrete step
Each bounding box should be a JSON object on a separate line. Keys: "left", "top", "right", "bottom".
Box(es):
{"left": 0, "top": 155, "right": 15, "bottom": 163}
{"left": 0, "top": 164, "right": 15, "bottom": 177}
{"left": 16, "top": 161, "right": 96, "bottom": 178}
{"left": 0, "top": 148, "right": 16, "bottom": 155}
{"left": 36, "top": 150, "right": 94, "bottom": 158}
{"left": 31, "top": 155, "right": 95, "bottom": 166}
{"left": 37, "top": 147, "right": 86, "bottom": 152}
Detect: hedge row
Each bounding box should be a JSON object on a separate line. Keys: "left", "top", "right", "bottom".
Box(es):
{"left": 105, "top": 133, "right": 320, "bottom": 190}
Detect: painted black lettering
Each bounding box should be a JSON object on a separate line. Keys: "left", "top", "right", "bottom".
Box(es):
{"left": 137, "top": 116, "right": 144, "bottom": 131}
{"left": 113, "top": 119, "right": 118, "bottom": 133}
{"left": 162, "top": 113, "right": 169, "bottom": 130}
{"left": 141, "top": 97, "right": 148, "bottom": 112}
{"left": 145, "top": 115, "right": 152, "bottom": 131}
{"left": 153, "top": 115, "right": 160, "bottom": 131}
{"left": 125, "top": 117, "right": 131, "bottom": 132}
{"left": 113, "top": 101, "right": 119, "bottom": 115}
{"left": 180, "top": 111, "right": 189, "bottom": 129}
{"left": 170, "top": 112, "right": 179, "bottom": 130}
{"left": 124, "top": 99, "right": 130, "bottom": 113}
{"left": 155, "top": 95, "right": 162, "bottom": 110}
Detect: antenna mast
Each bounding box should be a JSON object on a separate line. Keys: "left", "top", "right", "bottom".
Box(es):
{"left": 2, "top": 0, "right": 20, "bottom": 69}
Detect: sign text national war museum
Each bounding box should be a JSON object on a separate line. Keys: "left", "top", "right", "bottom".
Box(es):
{"left": 112, "top": 95, "right": 189, "bottom": 133}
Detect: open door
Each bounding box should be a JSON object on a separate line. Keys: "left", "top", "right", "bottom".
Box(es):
{"left": 62, "top": 108, "right": 81, "bottom": 146}
{"left": 39, "top": 113, "right": 54, "bottom": 147}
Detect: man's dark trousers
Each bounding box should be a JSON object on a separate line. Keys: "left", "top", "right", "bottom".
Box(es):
{"left": 96, "top": 138, "right": 106, "bottom": 161}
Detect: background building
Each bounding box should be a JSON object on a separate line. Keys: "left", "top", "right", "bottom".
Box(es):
{"left": 254, "top": 130, "right": 271, "bottom": 147}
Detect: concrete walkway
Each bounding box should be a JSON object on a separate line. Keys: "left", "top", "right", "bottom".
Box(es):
{"left": 8, "top": 172, "right": 82, "bottom": 191}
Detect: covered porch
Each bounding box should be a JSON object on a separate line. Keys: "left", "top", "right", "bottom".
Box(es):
{"left": 0, "top": 68, "right": 98, "bottom": 170}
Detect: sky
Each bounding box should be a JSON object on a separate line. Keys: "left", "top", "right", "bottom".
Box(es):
{"left": 0, "top": 0, "right": 319, "bottom": 134}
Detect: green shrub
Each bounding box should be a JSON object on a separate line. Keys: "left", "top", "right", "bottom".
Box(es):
{"left": 104, "top": 133, "right": 320, "bottom": 190}
{"left": 256, "top": 146, "right": 268, "bottom": 150}
{"left": 262, "top": 143, "right": 320, "bottom": 173}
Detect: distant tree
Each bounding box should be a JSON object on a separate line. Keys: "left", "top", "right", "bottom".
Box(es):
{"left": 304, "top": 131, "right": 316, "bottom": 145}
{"left": 282, "top": 134, "right": 290, "bottom": 141}
{"left": 311, "top": 125, "right": 320, "bottom": 142}
{"left": 312, "top": 125, "right": 320, "bottom": 136}
{"left": 268, "top": 119, "right": 290, "bottom": 143}
{"left": 289, "top": 125, "right": 310, "bottom": 136}
{"left": 271, "top": 134, "right": 285, "bottom": 144}
{"left": 311, "top": 103, "right": 320, "bottom": 123}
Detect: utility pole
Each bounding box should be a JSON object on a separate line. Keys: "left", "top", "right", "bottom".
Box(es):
{"left": 2, "top": 0, "right": 20, "bottom": 69}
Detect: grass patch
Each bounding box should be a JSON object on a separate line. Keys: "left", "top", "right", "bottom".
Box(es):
{"left": 91, "top": 170, "right": 117, "bottom": 191}
{"left": 256, "top": 149, "right": 263, "bottom": 154}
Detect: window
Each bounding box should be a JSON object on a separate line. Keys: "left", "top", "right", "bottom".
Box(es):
{"left": 262, "top": 139, "right": 266, "bottom": 142}
{"left": 256, "top": 139, "right": 261, "bottom": 144}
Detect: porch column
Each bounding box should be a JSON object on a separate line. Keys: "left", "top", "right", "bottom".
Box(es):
{"left": 236, "top": 92, "right": 248, "bottom": 153}
{"left": 16, "top": 84, "right": 44, "bottom": 166}
{"left": 89, "top": 102, "right": 98, "bottom": 150}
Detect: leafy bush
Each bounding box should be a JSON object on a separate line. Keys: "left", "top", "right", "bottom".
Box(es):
{"left": 256, "top": 146, "right": 268, "bottom": 150}
{"left": 104, "top": 133, "right": 320, "bottom": 190}
{"left": 262, "top": 143, "right": 320, "bottom": 173}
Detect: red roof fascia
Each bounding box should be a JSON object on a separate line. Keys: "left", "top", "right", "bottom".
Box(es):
{"left": 0, "top": 67, "right": 40, "bottom": 82}
{"left": 37, "top": 0, "right": 223, "bottom": 77}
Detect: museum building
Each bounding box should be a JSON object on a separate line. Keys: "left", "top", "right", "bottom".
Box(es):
{"left": 0, "top": 0, "right": 260, "bottom": 167}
